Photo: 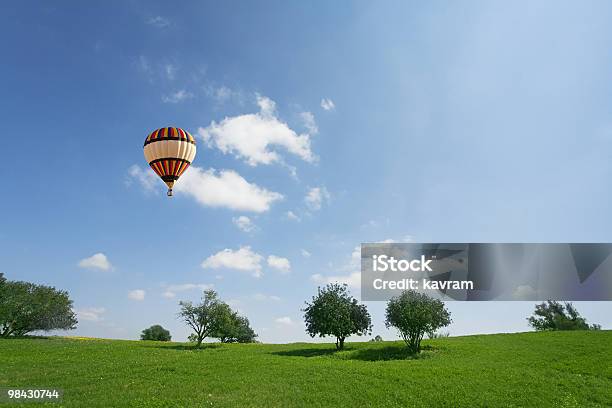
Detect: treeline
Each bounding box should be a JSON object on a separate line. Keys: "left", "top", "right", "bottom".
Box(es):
{"left": 0, "top": 273, "right": 603, "bottom": 350}
{"left": 302, "top": 283, "right": 451, "bottom": 353}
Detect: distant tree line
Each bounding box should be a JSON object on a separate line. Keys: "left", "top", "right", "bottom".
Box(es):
{"left": 1, "top": 271, "right": 603, "bottom": 349}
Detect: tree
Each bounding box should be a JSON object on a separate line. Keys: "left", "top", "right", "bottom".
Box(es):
{"left": 303, "top": 283, "right": 372, "bottom": 350}
{"left": 528, "top": 301, "right": 601, "bottom": 331}
{"left": 370, "top": 335, "right": 383, "bottom": 342}
{"left": 385, "top": 290, "right": 451, "bottom": 353}
{"left": 214, "top": 312, "right": 258, "bottom": 343}
{"left": 140, "top": 324, "right": 172, "bottom": 341}
{"left": 178, "top": 290, "right": 233, "bottom": 347}
{"left": 0, "top": 279, "right": 78, "bottom": 337}
{"left": 233, "top": 316, "right": 257, "bottom": 343}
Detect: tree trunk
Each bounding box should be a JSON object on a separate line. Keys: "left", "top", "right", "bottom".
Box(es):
{"left": 336, "top": 337, "right": 345, "bottom": 350}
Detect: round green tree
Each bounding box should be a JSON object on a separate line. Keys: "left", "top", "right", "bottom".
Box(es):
{"left": 385, "top": 290, "right": 451, "bottom": 353}
{"left": 140, "top": 324, "right": 172, "bottom": 341}
{"left": 303, "top": 283, "right": 372, "bottom": 350}
{"left": 214, "top": 313, "right": 258, "bottom": 343}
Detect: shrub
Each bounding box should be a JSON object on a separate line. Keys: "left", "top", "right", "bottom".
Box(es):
{"left": 385, "top": 290, "right": 451, "bottom": 353}
{"left": 303, "top": 283, "right": 372, "bottom": 350}
{"left": 140, "top": 324, "right": 171, "bottom": 341}
{"left": 428, "top": 331, "right": 450, "bottom": 339}
{"left": 527, "top": 301, "right": 601, "bottom": 331}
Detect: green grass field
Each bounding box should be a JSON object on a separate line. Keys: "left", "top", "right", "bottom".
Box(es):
{"left": 1, "top": 331, "right": 610, "bottom": 407}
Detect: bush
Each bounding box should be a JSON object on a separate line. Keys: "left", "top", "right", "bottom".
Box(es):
{"left": 140, "top": 324, "right": 171, "bottom": 341}
{"left": 0, "top": 277, "right": 77, "bottom": 337}
{"left": 369, "top": 335, "right": 383, "bottom": 342}
{"left": 428, "top": 331, "right": 450, "bottom": 339}
{"left": 528, "top": 301, "right": 601, "bottom": 331}
{"left": 385, "top": 290, "right": 451, "bottom": 353}
{"left": 303, "top": 283, "right": 372, "bottom": 350}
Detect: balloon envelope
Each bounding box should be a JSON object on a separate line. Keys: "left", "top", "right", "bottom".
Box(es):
{"left": 143, "top": 127, "right": 197, "bottom": 196}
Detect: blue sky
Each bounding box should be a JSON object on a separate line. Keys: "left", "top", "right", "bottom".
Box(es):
{"left": 1, "top": 1, "right": 610, "bottom": 343}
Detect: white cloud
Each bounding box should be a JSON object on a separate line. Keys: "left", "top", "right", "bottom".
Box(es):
{"left": 162, "top": 89, "right": 194, "bottom": 104}
{"left": 311, "top": 272, "right": 361, "bottom": 290}
{"left": 252, "top": 293, "right": 281, "bottom": 302}
{"left": 127, "top": 165, "right": 158, "bottom": 192}
{"left": 232, "top": 215, "right": 255, "bottom": 232}
{"left": 267, "top": 255, "right": 291, "bottom": 274}
{"left": 309, "top": 240, "right": 395, "bottom": 291}
{"left": 203, "top": 85, "right": 245, "bottom": 105}
{"left": 310, "top": 244, "right": 362, "bottom": 290}
{"left": 147, "top": 16, "right": 170, "bottom": 28}
{"left": 202, "top": 246, "right": 264, "bottom": 278}
{"left": 78, "top": 253, "right": 112, "bottom": 271}
{"left": 136, "top": 55, "right": 152, "bottom": 75}
{"left": 175, "top": 167, "right": 283, "bottom": 213}
{"left": 165, "top": 64, "right": 176, "bottom": 80}
{"left": 320, "top": 98, "right": 335, "bottom": 111}
{"left": 285, "top": 210, "right": 300, "bottom": 221}
{"left": 162, "top": 283, "right": 213, "bottom": 299}
{"left": 300, "top": 111, "right": 318, "bottom": 135}
{"left": 198, "top": 95, "right": 316, "bottom": 166}
{"left": 301, "top": 249, "right": 311, "bottom": 258}
{"left": 75, "top": 307, "right": 106, "bottom": 322}
{"left": 305, "top": 186, "right": 330, "bottom": 211}
{"left": 128, "top": 289, "right": 145, "bottom": 301}
{"left": 275, "top": 316, "right": 294, "bottom": 325}
{"left": 350, "top": 245, "right": 361, "bottom": 269}
{"left": 214, "top": 86, "right": 232, "bottom": 102}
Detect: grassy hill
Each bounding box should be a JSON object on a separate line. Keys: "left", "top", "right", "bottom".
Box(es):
{"left": 1, "top": 331, "right": 610, "bottom": 407}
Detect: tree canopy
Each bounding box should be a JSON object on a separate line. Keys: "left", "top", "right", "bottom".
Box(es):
{"left": 140, "top": 324, "right": 172, "bottom": 341}
{"left": 303, "top": 283, "right": 372, "bottom": 350}
{"left": 527, "top": 301, "right": 601, "bottom": 331}
{"left": 0, "top": 277, "right": 77, "bottom": 337}
{"left": 385, "top": 290, "right": 451, "bottom": 353}
{"left": 178, "top": 290, "right": 232, "bottom": 347}
{"left": 214, "top": 313, "right": 258, "bottom": 343}
{"left": 179, "top": 290, "right": 257, "bottom": 346}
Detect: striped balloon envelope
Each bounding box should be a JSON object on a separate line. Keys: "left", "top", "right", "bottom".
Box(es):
{"left": 143, "top": 127, "right": 197, "bottom": 196}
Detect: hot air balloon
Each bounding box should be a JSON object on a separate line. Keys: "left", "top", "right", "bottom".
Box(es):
{"left": 143, "top": 127, "right": 197, "bottom": 196}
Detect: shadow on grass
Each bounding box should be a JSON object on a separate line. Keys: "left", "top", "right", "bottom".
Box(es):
{"left": 271, "top": 344, "right": 436, "bottom": 361}
{"left": 151, "top": 343, "right": 225, "bottom": 351}
{"left": 0, "top": 335, "right": 52, "bottom": 341}
{"left": 271, "top": 347, "right": 344, "bottom": 358}
{"left": 347, "top": 345, "right": 435, "bottom": 361}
